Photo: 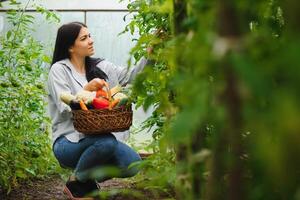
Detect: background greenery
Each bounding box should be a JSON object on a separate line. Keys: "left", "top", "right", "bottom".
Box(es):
{"left": 0, "top": 0, "right": 60, "bottom": 193}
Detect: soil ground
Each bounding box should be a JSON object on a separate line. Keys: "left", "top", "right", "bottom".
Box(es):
{"left": 0, "top": 175, "right": 174, "bottom": 200}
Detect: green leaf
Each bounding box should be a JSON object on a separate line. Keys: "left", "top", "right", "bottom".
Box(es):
{"left": 42, "top": 55, "right": 51, "bottom": 63}
{"left": 6, "top": 31, "right": 12, "bottom": 39}
{"left": 25, "top": 168, "right": 36, "bottom": 176}
{"left": 15, "top": 170, "right": 27, "bottom": 179}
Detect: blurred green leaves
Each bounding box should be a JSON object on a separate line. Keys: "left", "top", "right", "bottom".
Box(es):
{"left": 124, "top": 0, "right": 300, "bottom": 199}
{"left": 0, "top": 0, "right": 59, "bottom": 192}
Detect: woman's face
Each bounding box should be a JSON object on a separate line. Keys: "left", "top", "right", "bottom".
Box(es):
{"left": 69, "top": 27, "right": 94, "bottom": 58}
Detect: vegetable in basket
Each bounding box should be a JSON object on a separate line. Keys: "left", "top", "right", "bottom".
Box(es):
{"left": 96, "top": 88, "right": 107, "bottom": 98}
{"left": 60, "top": 85, "right": 130, "bottom": 111}
{"left": 92, "top": 97, "right": 110, "bottom": 109}
{"left": 60, "top": 92, "right": 81, "bottom": 110}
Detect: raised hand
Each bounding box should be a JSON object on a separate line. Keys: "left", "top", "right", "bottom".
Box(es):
{"left": 83, "top": 78, "right": 106, "bottom": 91}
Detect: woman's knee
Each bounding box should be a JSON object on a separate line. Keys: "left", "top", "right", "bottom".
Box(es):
{"left": 127, "top": 154, "right": 142, "bottom": 177}
{"left": 53, "top": 136, "right": 79, "bottom": 168}
{"left": 115, "top": 142, "right": 142, "bottom": 177}
{"left": 93, "top": 134, "right": 118, "bottom": 155}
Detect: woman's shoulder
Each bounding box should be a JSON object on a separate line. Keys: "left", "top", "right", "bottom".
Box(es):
{"left": 50, "top": 59, "right": 70, "bottom": 72}
{"left": 49, "top": 59, "right": 71, "bottom": 79}
{"left": 96, "top": 59, "right": 113, "bottom": 68}
{"left": 96, "top": 59, "right": 116, "bottom": 73}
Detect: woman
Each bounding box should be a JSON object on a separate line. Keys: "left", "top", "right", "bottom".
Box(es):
{"left": 47, "top": 22, "right": 149, "bottom": 200}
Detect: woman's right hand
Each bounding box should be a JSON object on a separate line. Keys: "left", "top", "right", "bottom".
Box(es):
{"left": 83, "top": 78, "right": 106, "bottom": 91}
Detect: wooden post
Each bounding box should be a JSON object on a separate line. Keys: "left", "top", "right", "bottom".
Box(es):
{"left": 217, "top": 1, "right": 245, "bottom": 200}
{"left": 207, "top": 1, "right": 245, "bottom": 200}
{"left": 173, "top": 0, "right": 190, "bottom": 199}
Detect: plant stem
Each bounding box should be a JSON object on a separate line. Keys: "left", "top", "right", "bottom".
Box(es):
{"left": 7, "top": 0, "right": 31, "bottom": 73}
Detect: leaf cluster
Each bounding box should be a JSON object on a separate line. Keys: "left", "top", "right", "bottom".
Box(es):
{"left": 123, "top": 0, "right": 300, "bottom": 199}
{"left": 0, "top": 0, "right": 60, "bottom": 192}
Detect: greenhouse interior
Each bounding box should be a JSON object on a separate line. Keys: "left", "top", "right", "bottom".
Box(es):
{"left": 0, "top": 0, "right": 299, "bottom": 200}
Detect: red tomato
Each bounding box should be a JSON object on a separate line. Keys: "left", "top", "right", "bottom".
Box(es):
{"left": 92, "top": 97, "right": 109, "bottom": 109}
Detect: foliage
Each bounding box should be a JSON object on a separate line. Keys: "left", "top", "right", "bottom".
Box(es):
{"left": 0, "top": 0, "right": 60, "bottom": 192}
{"left": 123, "top": 0, "right": 300, "bottom": 199}
{"left": 120, "top": 0, "right": 177, "bottom": 195}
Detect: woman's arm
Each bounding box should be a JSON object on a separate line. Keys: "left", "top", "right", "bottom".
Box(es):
{"left": 111, "top": 57, "right": 150, "bottom": 86}
{"left": 47, "top": 64, "right": 72, "bottom": 114}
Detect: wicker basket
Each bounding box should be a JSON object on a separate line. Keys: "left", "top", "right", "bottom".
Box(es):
{"left": 72, "top": 105, "right": 132, "bottom": 134}
{"left": 72, "top": 83, "right": 132, "bottom": 134}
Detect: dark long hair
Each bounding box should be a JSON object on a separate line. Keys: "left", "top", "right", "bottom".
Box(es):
{"left": 51, "top": 22, "right": 108, "bottom": 81}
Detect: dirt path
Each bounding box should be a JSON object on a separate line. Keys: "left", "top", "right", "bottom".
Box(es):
{"left": 0, "top": 175, "right": 66, "bottom": 200}
{"left": 0, "top": 175, "right": 173, "bottom": 200}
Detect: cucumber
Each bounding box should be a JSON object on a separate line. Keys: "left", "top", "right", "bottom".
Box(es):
{"left": 117, "top": 98, "right": 128, "bottom": 107}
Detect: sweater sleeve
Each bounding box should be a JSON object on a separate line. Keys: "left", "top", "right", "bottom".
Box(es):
{"left": 111, "top": 57, "right": 149, "bottom": 86}
{"left": 47, "top": 63, "right": 72, "bottom": 115}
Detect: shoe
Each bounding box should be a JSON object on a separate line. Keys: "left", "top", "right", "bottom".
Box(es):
{"left": 63, "top": 179, "right": 100, "bottom": 200}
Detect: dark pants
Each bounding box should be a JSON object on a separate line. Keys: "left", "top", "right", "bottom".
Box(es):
{"left": 53, "top": 133, "right": 141, "bottom": 182}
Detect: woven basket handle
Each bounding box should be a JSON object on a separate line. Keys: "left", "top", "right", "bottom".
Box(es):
{"left": 103, "top": 81, "right": 112, "bottom": 110}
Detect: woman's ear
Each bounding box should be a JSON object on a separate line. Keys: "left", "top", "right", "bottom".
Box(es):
{"left": 69, "top": 46, "right": 74, "bottom": 53}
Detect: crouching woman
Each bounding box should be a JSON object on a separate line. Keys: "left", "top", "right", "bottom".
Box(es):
{"left": 47, "top": 22, "right": 149, "bottom": 200}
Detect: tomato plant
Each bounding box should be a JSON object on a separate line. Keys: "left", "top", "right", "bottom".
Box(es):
{"left": 0, "top": 0, "right": 60, "bottom": 192}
